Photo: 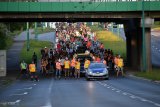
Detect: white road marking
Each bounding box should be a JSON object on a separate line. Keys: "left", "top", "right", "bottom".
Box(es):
{"left": 156, "top": 48, "right": 158, "bottom": 50}
{"left": 130, "top": 95, "right": 136, "bottom": 99}
{"left": 122, "top": 92, "right": 127, "bottom": 95}
{"left": 98, "top": 81, "right": 160, "bottom": 107}
{"left": 116, "top": 90, "right": 121, "bottom": 93}
{"left": 104, "top": 84, "right": 107, "bottom": 86}
{"left": 34, "top": 84, "right": 36, "bottom": 86}
{"left": 10, "top": 92, "right": 28, "bottom": 96}
{"left": 0, "top": 100, "right": 21, "bottom": 106}
{"left": 154, "top": 103, "right": 160, "bottom": 107}
{"left": 15, "top": 100, "right": 21, "bottom": 103}
{"left": 16, "top": 87, "right": 32, "bottom": 90}
{"left": 159, "top": 50, "right": 160, "bottom": 52}
{"left": 140, "top": 98, "right": 147, "bottom": 102}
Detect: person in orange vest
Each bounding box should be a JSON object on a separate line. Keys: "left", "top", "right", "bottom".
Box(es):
{"left": 55, "top": 59, "right": 62, "bottom": 79}
{"left": 75, "top": 59, "right": 81, "bottom": 79}
{"left": 29, "top": 61, "right": 39, "bottom": 81}
{"left": 117, "top": 55, "right": 124, "bottom": 77}
{"left": 70, "top": 57, "right": 76, "bottom": 78}
{"left": 114, "top": 55, "right": 119, "bottom": 72}
{"left": 64, "top": 57, "right": 70, "bottom": 79}
{"left": 84, "top": 58, "right": 90, "bottom": 70}
{"left": 86, "top": 40, "right": 92, "bottom": 50}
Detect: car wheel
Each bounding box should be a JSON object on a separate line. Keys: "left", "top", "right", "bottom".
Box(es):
{"left": 86, "top": 77, "right": 90, "bottom": 81}
{"left": 105, "top": 77, "right": 109, "bottom": 80}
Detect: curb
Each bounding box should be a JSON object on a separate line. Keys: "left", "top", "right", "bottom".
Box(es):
{"left": 126, "top": 74, "right": 160, "bottom": 84}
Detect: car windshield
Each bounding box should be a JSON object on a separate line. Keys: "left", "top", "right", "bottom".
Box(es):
{"left": 77, "top": 55, "right": 93, "bottom": 63}
{"left": 89, "top": 63, "right": 106, "bottom": 68}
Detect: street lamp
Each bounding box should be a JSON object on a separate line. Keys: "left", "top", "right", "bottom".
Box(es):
{"left": 27, "top": 22, "right": 30, "bottom": 51}
{"left": 34, "top": 22, "right": 38, "bottom": 40}
{"left": 142, "top": 0, "right": 146, "bottom": 71}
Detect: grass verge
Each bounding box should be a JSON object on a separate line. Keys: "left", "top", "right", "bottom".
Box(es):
{"left": 96, "top": 31, "right": 126, "bottom": 60}
{"left": 32, "top": 27, "right": 55, "bottom": 35}
{"left": 20, "top": 40, "right": 52, "bottom": 64}
{"left": 135, "top": 68, "right": 160, "bottom": 81}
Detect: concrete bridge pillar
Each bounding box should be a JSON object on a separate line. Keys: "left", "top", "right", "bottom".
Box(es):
{"left": 124, "top": 19, "right": 152, "bottom": 71}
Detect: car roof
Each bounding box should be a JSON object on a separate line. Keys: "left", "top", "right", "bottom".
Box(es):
{"left": 90, "top": 62, "right": 104, "bottom": 64}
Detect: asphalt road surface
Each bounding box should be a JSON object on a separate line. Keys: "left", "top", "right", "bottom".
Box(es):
{"left": 0, "top": 76, "right": 159, "bottom": 107}
{"left": 151, "top": 31, "right": 160, "bottom": 67}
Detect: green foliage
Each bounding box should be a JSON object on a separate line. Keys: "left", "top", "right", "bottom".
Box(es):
{"left": 96, "top": 31, "right": 126, "bottom": 60}
{"left": 20, "top": 40, "right": 52, "bottom": 64}
{"left": 32, "top": 27, "right": 55, "bottom": 35}
{"left": 0, "top": 23, "right": 13, "bottom": 50}
{"left": 135, "top": 68, "right": 160, "bottom": 81}
{"left": 89, "top": 24, "right": 104, "bottom": 32}
{"left": 152, "top": 21, "right": 160, "bottom": 28}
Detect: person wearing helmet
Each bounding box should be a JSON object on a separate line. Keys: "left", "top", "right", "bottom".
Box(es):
{"left": 64, "top": 57, "right": 70, "bottom": 79}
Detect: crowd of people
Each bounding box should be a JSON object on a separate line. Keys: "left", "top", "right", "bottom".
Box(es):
{"left": 20, "top": 22, "right": 124, "bottom": 81}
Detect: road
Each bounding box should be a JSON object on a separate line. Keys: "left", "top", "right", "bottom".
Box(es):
{"left": 151, "top": 31, "right": 160, "bottom": 67}
{"left": 0, "top": 77, "right": 160, "bottom": 107}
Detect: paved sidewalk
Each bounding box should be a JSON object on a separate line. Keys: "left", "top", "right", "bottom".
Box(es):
{"left": 1, "top": 30, "right": 55, "bottom": 89}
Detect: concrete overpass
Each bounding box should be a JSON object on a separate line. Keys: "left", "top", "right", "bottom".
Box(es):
{"left": 0, "top": 1, "right": 160, "bottom": 71}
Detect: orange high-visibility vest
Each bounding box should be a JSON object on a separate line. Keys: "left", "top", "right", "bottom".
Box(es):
{"left": 75, "top": 61, "right": 80, "bottom": 70}
{"left": 64, "top": 61, "right": 70, "bottom": 69}
{"left": 84, "top": 60, "right": 90, "bottom": 69}
{"left": 29, "top": 64, "right": 36, "bottom": 72}
{"left": 71, "top": 59, "right": 76, "bottom": 67}
{"left": 114, "top": 57, "right": 118, "bottom": 65}
{"left": 118, "top": 58, "right": 123, "bottom": 67}
{"left": 56, "top": 62, "right": 61, "bottom": 70}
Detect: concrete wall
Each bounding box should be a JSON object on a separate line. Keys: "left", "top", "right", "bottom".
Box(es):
{"left": 0, "top": 50, "right": 6, "bottom": 77}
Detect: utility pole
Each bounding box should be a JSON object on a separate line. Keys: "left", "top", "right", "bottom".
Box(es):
{"left": 27, "top": 22, "right": 30, "bottom": 51}
{"left": 34, "top": 22, "right": 38, "bottom": 40}
{"left": 142, "top": 0, "right": 146, "bottom": 71}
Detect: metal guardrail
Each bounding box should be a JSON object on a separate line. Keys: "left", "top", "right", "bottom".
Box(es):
{"left": 0, "top": 0, "right": 159, "bottom": 2}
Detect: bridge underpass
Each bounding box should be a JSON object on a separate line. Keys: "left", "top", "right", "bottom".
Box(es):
{"left": 0, "top": 18, "right": 154, "bottom": 71}
{"left": 1, "top": 1, "right": 160, "bottom": 71}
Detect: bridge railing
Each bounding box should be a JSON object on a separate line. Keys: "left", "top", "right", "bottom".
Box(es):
{"left": 0, "top": 0, "right": 160, "bottom": 12}
{"left": 0, "top": 0, "right": 159, "bottom": 2}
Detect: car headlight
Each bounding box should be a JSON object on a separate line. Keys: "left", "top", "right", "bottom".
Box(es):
{"left": 88, "top": 69, "right": 92, "bottom": 74}
{"left": 103, "top": 68, "right": 108, "bottom": 74}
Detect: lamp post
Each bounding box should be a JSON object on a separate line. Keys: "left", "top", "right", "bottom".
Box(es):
{"left": 34, "top": 22, "right": 38, "bottom": 40}
{"left": 27, "top": 22, "right": 30, "bottom": 51}
{"left": 142, "top": 0, "right": 146, "bottom": 71}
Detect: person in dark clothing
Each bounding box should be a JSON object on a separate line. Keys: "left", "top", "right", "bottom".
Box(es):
{"left": 41, "top": 48, "right": 45, "bottom": 59}
{"left": 32, "top": 52, "right": 37, "bottom": 67}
